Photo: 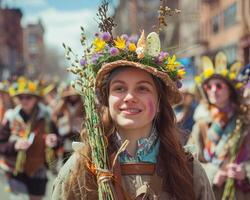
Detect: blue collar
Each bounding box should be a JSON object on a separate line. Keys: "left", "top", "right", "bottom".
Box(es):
{"left": 115, "top": 128, "right": 159, "bottom": 163}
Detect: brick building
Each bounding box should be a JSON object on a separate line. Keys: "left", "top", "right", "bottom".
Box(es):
{"left": 0, "top": 7, "right": 23, "bottom": 79}
{"left": 199, "top": 0, "right": 250, "bottom": 65}
{"left": 23, "top": 20, "right": 45, "bottom": 77}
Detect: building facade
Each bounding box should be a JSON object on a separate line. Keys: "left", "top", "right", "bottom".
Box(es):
{"left": 0, "top": 8, "right": 23, "bottom": 79}
{"left": 23, "top": 20, "right": 45, "bottom": 77}
{"left": 199, "top": 0, "right": 250, "bottom": 65}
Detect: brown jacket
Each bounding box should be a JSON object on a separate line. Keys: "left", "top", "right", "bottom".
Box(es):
{"left": 51, "top": 153, "right": 215, "bottom": 200}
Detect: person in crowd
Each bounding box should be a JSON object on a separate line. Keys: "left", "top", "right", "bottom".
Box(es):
{"left": 190, "top": 53, "right": 250, "bottom": 199}
{"left": 52, "top": 84, "right": 84, "bottom": 163}
{"left": 0, "top": 81, "right": 13, "bottom": 123}
{"left": 0, "top": 77, "right": 61, "bottom": 200}
{"left": 51, "top": 19, "right": 214, "bottom": 199}
{"left": 174, "top": 85, "right": 198, "bottom": 145}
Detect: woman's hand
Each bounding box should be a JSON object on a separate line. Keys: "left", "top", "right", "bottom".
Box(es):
{"left": 14, "top": 139, "right": 32, "bottom": 151}
{"left": 226, "top": 163, "right": 246, "bottom": 181}
{"left": 45, "top": 133, "right": 58, "bottom": 148}
{"left": 213, "top": 170, "right": 227, "bottom": 187}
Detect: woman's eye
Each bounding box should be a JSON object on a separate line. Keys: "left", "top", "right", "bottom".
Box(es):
{"left": 137, "top": 86, "right": 150, "bottom": 92}
{"left": 113, "top": 86, "right": 125, "bottom": 92}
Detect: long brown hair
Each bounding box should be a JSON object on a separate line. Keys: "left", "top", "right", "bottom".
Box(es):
{"left": 64, "top": 68, "right": 195, "bottom": 199}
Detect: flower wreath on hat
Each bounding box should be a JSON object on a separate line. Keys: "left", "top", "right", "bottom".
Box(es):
{"left": 195, "top": 51, "right": 244, "bottom": 91}
{"left": 66, "top": 3, "right": 184, "bottom": 105}
{"left": 8, "top": 77, "right": 42, "bottom": 97}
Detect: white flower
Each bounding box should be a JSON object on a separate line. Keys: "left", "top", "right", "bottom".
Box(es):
{"left": 136, "top": 47, "right": 144, "bottom": 55}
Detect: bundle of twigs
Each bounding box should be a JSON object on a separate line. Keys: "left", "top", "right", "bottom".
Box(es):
{"left": 63, "top": 25, "right": 117, "bottom": 199}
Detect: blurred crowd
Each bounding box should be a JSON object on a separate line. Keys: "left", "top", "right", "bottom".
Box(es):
{"left": 0, "top": 53, "right": 249, "bottom": 200}
{"left": 0, "top": 76, "right": 84, "bottom": 200}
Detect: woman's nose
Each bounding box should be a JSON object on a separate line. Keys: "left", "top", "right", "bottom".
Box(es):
{"left": 123, "top": 92, "right": 137, "bottom": 102}
{"left": 210, "top": 85, "right": 217, "bottom": 92}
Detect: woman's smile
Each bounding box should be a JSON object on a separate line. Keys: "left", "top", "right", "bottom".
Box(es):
{"left": 119, "top": 107, "right": 142, "bottom": 115}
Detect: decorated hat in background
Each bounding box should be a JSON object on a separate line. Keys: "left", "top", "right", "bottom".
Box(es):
{"left": 61, "top": 84, "right": 78, "bottom": 98}
{"left": 8, "top": 77, "right": 42, "bottom": 97}
{"left": 0, "top": 81, "right": 9, "bottom": 94}
{"left": 195, "top": 51, "right": 243, "bottom": 91}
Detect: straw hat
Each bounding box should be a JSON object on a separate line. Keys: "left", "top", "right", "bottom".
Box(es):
{"left": 8, "top": 77, "right": 42, "bottom": 97}
{"left": 96, "top": 60, "right": 182, "bottom": 105}
{"left": 67, "top": 8, "right": 185, "bottom": 105}
{"left": 77, "top": 30, "right": 186, "bottom": 106}
{"left": 61, "top": 85, "right": 78, "bottom": 98}
{"left": 195, "top": 52, "right": 243, "bottom": 90}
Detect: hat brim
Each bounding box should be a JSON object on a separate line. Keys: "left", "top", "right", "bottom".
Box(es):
{"left": 62, "top": 91, "right": 78, "bottom": 98}
{"left": 96, "top": 60, "right": 182, "bottom": 105}
{"left": 15, "top": 92, "right": 41, "bottom": 98}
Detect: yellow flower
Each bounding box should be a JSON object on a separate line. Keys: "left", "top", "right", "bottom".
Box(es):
{"left": 17, "top": 77, "right": 26, "bottom": 84}
{"left": 92, "top": 37, "right": 106, "bottom": 52}
{"left": 203, "top": 68, "right": 214, "bottom": 78}
{"left": 229, "top": 72, "right": 236, "bottom": 80}
{"left": 195, "top": 76, "right": 202, "bottom": 84}
{"left": 166, "top": 55, "right": 181, "bottom": 71}
{"left": 220, "top": 69, "right": 228, "bottom": 77}
{"left": 128, "top": 43, "right": 136, "bottom": 52}
{"left": 235, "top": 82, "right": 243, "bottom": 89}
{"left": 18, "top": 82, "right": 26, "bottom": 93}
{"left": 178, "top": 69, "right": 186, "bottom": 79}
{"left": 28, "top": 82, "right": 37, "bottom": 92}
{"left": 8, "top": 87, "right": 16, "bottom": 96}
{"left": 114, "top": 36, "right": 126, "bottom": 50}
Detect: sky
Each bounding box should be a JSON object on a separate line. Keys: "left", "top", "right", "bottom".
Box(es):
{"left": 2, "top": 0, "right": 118, "bottom": 54}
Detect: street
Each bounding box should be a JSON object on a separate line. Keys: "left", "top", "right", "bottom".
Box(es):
{"left": 0, "top": 171, "right": 56, "bottom": 200}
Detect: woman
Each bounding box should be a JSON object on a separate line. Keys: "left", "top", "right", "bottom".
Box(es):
{"left": 52, "top": 30, "right": 214, "bottom": 199}
{"left": 52, "top": 85, "right": 84, "bottom": 163}
{"left": 0, "top": 77, "right": 60, "bottom": 200}
{"left": 190, "top": 53, "right": 250, "bottom": 199}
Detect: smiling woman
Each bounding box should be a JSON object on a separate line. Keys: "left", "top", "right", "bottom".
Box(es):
{"left": 51, "top": 1, "right": 215, "bottom": 200}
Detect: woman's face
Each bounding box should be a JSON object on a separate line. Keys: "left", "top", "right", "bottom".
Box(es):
{"left": 108, "top": 67, "right": 159, "bottom": 132}
{"left": 203, "top": 78, "right": 231, "bottom": 107}
{"left": 18, "top": 94, "right": 38, "bottom": 113}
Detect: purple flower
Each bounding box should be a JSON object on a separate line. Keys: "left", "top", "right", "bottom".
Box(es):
{"left": 121, "top": 34, "right": 129, "bottom": 41}
{"left": 128, "top": 35, "right": 138, "bottom": 43}
{"left": 126, "top": 41, "right": 130, "bottom": 48}
{"left": 101, "top": 32, "right": 111, "bottom": 42}
{"left": 109, "top": 47, "right": 119, "bottom": 56}
{"left": 158, "top": 51, "right": 169, "bottom": 62}
{"left": 91, "top": 53, "right": 101, "bottom": 64}
{"left": 80, "top": 59, "right": 87, "bottom": 66}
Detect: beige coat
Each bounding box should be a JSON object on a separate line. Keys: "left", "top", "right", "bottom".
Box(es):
{"left": 51, "top": 153, "right": 215, "bottom": 200}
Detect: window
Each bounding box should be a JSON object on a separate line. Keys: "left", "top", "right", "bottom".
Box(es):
{"left": 212, "top": 15, "right": 219, "bottom": 34}
{"left": 28, "top": 34, "right": 37, "bottom": 44}
{"left": 224, "top": 3, "right": 237, "bottom": 28}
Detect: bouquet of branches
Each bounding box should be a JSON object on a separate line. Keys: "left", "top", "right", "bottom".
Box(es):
{"left": 64, "top": 33, "right": 117, "bottom": 200}
{"left": 63, "top": 1, "right": 118, "bottom": 199}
